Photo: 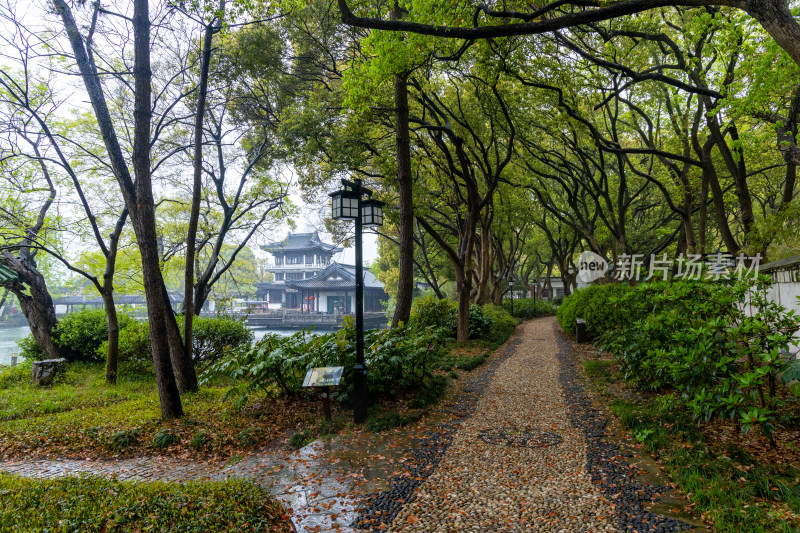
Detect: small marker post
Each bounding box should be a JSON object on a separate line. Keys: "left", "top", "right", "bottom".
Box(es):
{"left": 321, "top": 387, "right": 332, "bottom": 421}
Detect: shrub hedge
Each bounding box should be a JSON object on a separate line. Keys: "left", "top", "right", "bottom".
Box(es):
{"left": 565, "top": 277, "right": 800, "bottom": 441}
{"left": 556, "top": 283, "right": 633, "bottom": 336}
{"left": 21, "top": 312, "right": 255, "bottom": 367}
{"left": 409, "top": 295, "right": 518, "bottom": 343}
{"left": 19, "top": 309, "right": 135, "bottom": 363}
{"left": 188, "top": 316, "right": 253, "bottom": 366}
{"left": 0, "top": 473, "right": 289, "bottom": 532}
{"left": 502, "top": 298, "right": 557, "bottom": 319}
{"left": 481, "top": 304, "right": 518, "bottom": 344}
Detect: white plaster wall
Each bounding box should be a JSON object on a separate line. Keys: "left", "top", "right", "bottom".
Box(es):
{"left": 760, "top": 277, "right": 800, "bottom": 358}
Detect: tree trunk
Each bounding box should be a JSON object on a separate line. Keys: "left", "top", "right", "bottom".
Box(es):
{"left": 702, "top": 142, "right": 740, "bottom": 254}
{"left": 392, "top": 70, "right": 414, "bottom": 329}
{"left": 183, "top": 14, "right": 216, "bottom": 390}
{"left": 194, "top": 278, "right": 213, "bottom": 317}
{"left": 681, "top": 185, "right": 697, "bottom": 253}
{"left": 747, "top": 1, "right": 800, "bottom": 69}
{"left": 165, "top": 283, "right": 196, "bottom": 392}
{"left": 473, "top": 220, "right": 493, "bottom": 305}
{"left": 132, "top": 0, "right": 183, "bottom": 418}
{"left": 2, "top": 252, "right": 59, "bottom": 359}
{"left": 699, "top": 171, "right": 708, "bottom": 255}
{"left": 455, "top": 265, "right": 470, "bottom": 343}
{"left": 55, "top": 0, "right": 182, "bottom": 417}
{"left": 101, "top": 289, "right": 120, "bottom": 384}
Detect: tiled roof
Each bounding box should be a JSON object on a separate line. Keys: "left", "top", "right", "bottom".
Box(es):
{"left": 761, "top": 254, "right": 800, "bottom": 273}
{"left": 0, "top": 262, "right": 18, "bottom": 284}
{"left": 261, "top": 231, "right": 343, "bottom": 254}
{"left": 285, "top": 262, "right": 384, "bottom": 290}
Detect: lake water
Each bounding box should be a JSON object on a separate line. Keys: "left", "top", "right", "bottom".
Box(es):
{"left": 0, "top": 326, "right": 29, "bottom": 366}
{"left": 0, "top": 325, "right": 323, "bottom": 366}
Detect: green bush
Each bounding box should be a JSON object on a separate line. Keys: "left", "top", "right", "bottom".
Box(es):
{"left": 19, "top": 309, "right": 134, "bottom": 363}
{"left": 153, "top": 430, "right": 180, "bottom": 448}
{"left": 237, "top": 427, "right": 258, "bottom": 447}
{"left": 503, "top": 298, "right": 557, "bottom": 319}
{"left": 0, "top": 360, "right": 31, "bottom": 389}
{"left": 0, "top": 474, "right": 288, "bottom": 532}
{"left": 556, "top": 290, "right": 580, "bottom": 334}
{"left": 466, "top": 304, "right": 491, "bottom": 339}
{"left": 582, "top": 283, "right": 635, "bottom": 336}
{"left": 190, "top": 430, "right": 210, "bottom": 450}
{"left": 556, "top": 283, "right": 633, "bottom": 336}
{"left": 290, "top": 428, "right": 314, "bottom": 448}
{"left": 98, "top": 319, "right": 151, "bottom": 364}
{"left": 191, "top": 315, "right": 253, "bottom": 366}
{"left": 17, "top": 334, "right": 45, "bottom": 361}
{"left": 481, "top": 304, "right": 518, "bottom": 344}
{"left": 57, "top": 309, "right": 133, "bottom": 362}
{"left": 454, "top": 354, "right": 486, "bottom": 371}
{"left": 409, "top": 295, "right": 508, "bottom": 341}
{"left": 109, "top": 429, "right": 139, "bottom": 451}
{"left": 207, "top": 318, "right": 448, "bottom": 408}
{"left": 409, "top": 294, "right": 457, "bottom": 331}
{"left": 599, "top": 277, "right": 800, "bottom": 440}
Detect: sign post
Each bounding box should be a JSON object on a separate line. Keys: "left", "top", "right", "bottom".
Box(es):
{"left": 302, "top": 366, "right": 344, "bottom": 421}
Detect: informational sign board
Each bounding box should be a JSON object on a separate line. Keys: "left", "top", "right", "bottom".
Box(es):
{"left": 303, "top": 366, "right": 344, "bottom": 388}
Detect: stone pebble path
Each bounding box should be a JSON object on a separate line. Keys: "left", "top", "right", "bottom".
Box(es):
{"left": 355, "top": 318, "right": 690, "bottom": 532}
{"left": 0, "top": 318, "right": 692, "bottom": 532}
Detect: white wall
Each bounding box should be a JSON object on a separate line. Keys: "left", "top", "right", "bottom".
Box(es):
{"left": 761, "top": 272, "right": 800, "bottom": 358}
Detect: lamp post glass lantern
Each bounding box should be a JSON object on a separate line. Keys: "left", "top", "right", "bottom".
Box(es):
{"left": 361, "top": 198, "right": 385, "bottom": 228}
{"left": 329, "top": 178, "right": 383, "bottom": 424}
{"left": 329, "top": 189, "right": 360, "bottom": 220}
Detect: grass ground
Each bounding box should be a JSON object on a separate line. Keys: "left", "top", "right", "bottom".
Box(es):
{"left": 0, "top": 338, "right": 500, "bottom": 460}
{"left": 573, "top": 340, "right": 800, "bottom": 532}
{"left": 0, "top": 361, "right": 318, "bottom": 459}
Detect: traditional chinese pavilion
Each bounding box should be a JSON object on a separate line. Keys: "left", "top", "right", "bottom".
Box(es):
{"left": 256, "top": 232, "right": 387, "bottom": 313}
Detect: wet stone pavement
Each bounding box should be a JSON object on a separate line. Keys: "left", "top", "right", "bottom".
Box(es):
{"left": 0, "top": 318, "right": 700, "bottom": 532}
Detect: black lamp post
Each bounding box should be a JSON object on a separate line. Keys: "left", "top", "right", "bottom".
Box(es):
{"left": 508, "top": 274, "right": 516, "bottom": 316}
{"left": 329, "top": 178, "right": 384, "bottom": 424}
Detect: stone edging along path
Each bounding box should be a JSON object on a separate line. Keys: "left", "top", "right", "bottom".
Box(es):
{"left": 353, "top": 317, "right": 691, "bottom": 532}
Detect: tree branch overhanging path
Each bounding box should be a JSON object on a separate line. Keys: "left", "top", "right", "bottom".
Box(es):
{"left": 336, "top": 0, "right": 800, "bottom": 69}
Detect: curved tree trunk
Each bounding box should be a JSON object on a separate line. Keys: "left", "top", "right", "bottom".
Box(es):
{"left": 2, "top": 252, "right": 59, "bottom": 359}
